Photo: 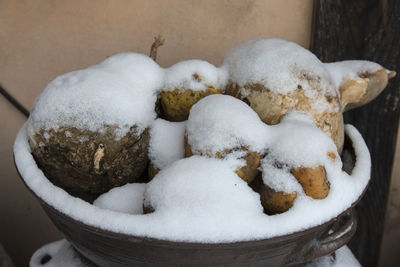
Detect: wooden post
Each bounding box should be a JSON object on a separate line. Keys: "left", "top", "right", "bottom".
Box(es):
{"left": 312, "top": 0, "right": 400, "bottom": 266}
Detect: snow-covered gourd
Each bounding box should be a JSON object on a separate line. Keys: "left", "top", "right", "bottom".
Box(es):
{"left": 185, "top": 94, "right": 266, "bottom": 184}
{"left": 222, "top": 38, "right": 344, "bottom": 152}
{"left": 222, "top": 38, "right": 395, "bottom": 153}
{"left": 185, "top": 95, "right": 336, "bottom": 213}
{"left": 160, "top": 60, "right": 227, "bottom": 121}
{"left": 28, "top": 53, "right": 164, "bottom": 200}
{"left": 325, "top": 60, "right": 396, "bottom": 111}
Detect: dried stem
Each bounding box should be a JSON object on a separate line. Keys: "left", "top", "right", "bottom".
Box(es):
{"left": 149, "top": 35, "right": 165, "bottom": 62}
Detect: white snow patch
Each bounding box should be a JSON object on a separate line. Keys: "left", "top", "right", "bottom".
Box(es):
{"left": 304, "top": 245, "right": 361, "bottom": 267}
{"left": 261, "top": 112, "right": 339, "bottom": 194}
{"left": 311, "top": 94, "right": 340, "bottom": 114}
{"left": 94, "top": 183, "right": 146, "bottom": 215}
{"left": 30, "top": 239, "right": 83, "bottom": 267}
{"left": 143, "top": 156, "right": 265, "bottom": 241}
{"left": 325, "top": 60, "right": 384, "bottom": 90}
{"left": 267, "top": 112, "right": 339, "bottom": 169}
{"left": 186, "top": 94, "right": 270, "bottom": 156}
{"left": 186, "top": 95, "right": 338, "bottom": 173}
{"left": 64, "top": 131, "right": 72, "bottom": 138}
{"left": 261, "top": 157, "right": 303, "bottom": 194}
{"left": 222, "top": 38, "right": 336, "bottom": 97}
{"left": 148, "top": 119, "right": 185, "bottom": 170}
{"left": 164, "top": 60, "right": 228, "bottom": 92}
{"left": 28, "top": 53, "right": 164, "bottom": 138}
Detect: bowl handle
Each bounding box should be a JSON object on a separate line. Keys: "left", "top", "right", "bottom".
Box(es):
{"left": 298, "top": 210, "right": 357, "bottom": 264}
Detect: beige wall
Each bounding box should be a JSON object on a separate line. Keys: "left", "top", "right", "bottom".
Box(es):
{"left": 1, "top": 0, "right": 398, "bottom": 266}
{"left": 0, "top": 0, "right": 313, "bottom": 109}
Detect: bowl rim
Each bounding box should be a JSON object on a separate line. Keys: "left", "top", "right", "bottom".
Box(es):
{"left": 14, "top": 155, "right": 369, "bottom": 247}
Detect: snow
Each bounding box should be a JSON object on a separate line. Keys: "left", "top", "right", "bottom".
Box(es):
{"left": 222, "top": 38, "right": 336, "bottom": 97}
{"left": 30, "top": 239, "right": 84, "bottom": 267}
{"left": 186, "top": 95, "right": 339, "bottom": 193}
{"left": 28, "top": 53, "right": 164, "bottom": 138}
{"left": 186, "top": 94, "right": 269, "bottom": 156}
{"left": 304, "top": 246, "right": 361, "bottom": 267}
{"left": 266, "top": 112, "right": 339, "bottom": 169}
{"left": 163, "top": 60, "right": 228, "bottom": 92}
{"left": 15, "top": 116, "right": 371, "bottom": 242}
{"left": 148, "top": 119, "right": 185, "bottom": 170}
{"left": 261, "top": 157, "right": 303, "bottom": 194}
{"left": 93, "top": 183, "right": 146, "bottom": 215}
{"left": 144, "top": 156, "right": 265, "bottom": 241}
{"left": 325, "top": 60, "right": 384, "bottom": 89}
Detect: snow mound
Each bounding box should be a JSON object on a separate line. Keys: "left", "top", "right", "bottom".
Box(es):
{"left": 305, "top": 245, "right": 361, "bottom": 267}
{"left": 185, "top": 94, "right": 343, "bottom": 195}
{"left": 267, "top": 112, "right": 339, "bottom": 168}
{"left": 144, "top": 156, "right": 265, "bottom": 241}
{"left": 186, "top": 94, "right": 269, "bottom": 155}
{"left": 30, "top": 239, "right": 83, "bottom": 267}
{"left": 28, "top": 53, "right": 164, "bottom": 137}
{"left": 148, "top": 119, "right": 185, "bottom": 170}
{"left": 222, "top": 38, "right": 336, "bottom": 97}
{"left": 261, "top": 112, "right": 340, "bottom": 194}
{"left": 325, "top": 60, "right": 384, "bottom": 89}
{"left": 164, "top": 60, "right": 228, "bottom": 92}
{"left": 94, "top": 183, "right": 146, "bottom": 215}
